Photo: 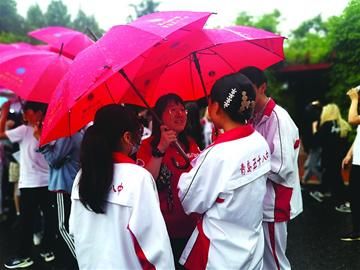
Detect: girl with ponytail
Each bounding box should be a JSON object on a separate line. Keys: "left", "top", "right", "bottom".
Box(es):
{"left": 69, "top": 104, "right": 174, "bottom": 270}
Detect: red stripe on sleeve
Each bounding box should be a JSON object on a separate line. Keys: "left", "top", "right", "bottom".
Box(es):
{"left": 272, "top": 182, "right": 293, "bottom": 222}
{"left": 184, "top": 221, "right": 210, "bottom": 270}
{"left": 128, "top": 227, "right": 156, "bottom": 270}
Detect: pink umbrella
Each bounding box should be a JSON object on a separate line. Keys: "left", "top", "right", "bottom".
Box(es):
{"left": 0, "top": 49, "right": 72, "bottom": 103}
{"left": 40, "top": 11, "right": 212, "bottom": 145}
{"left": 0, "top": 42, "right": 35, "bottom": 53}
{"left": 28, "top": 26, "right": 95, "bottom": 59}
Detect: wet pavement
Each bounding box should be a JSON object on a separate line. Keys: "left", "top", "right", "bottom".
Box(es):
{"left": 1, "top": 185, "right": 360, "bottom": 270}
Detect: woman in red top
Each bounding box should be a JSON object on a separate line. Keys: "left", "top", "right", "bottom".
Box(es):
{"left": 137, "top": 94, "right": 200, "bottom": 266}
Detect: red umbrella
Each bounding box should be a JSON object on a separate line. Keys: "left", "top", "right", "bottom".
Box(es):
{"left": 0, "top": 49, "right": 72, "bottom": 103}
{"left": 40, "top": 11, "right": 212, "bottom": 145}
{"left": 28, "top": 26, "right": 94, "bottom": 59}
{"left": 41, "top": 24, "right": 283, "bottom": 144}
{"left": 120, "top": 25, "right": 285, "bottom": 106}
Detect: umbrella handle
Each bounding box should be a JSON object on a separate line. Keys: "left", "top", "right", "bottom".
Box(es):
{"left": 171, "top": 141, "right": 191, "bottom": 170}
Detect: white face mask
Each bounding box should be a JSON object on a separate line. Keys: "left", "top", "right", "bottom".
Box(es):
{"left": 129, "top": 143, "right": 140, "bottom": 156}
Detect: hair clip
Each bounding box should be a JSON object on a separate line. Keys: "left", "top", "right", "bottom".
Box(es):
{"left": 239, "top": 91, "right": 255, "bottom": 113}
{"left": 223, "top": 88, "right": 237, "bottom": 108}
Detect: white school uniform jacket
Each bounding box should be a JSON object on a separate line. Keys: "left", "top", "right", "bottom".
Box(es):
{"left": 69, "top": 153, "right": 174, "bottom": 270}
{"left": 178, "top": 125, "right": 271, "bottom": 270}
{"left": 253, "top": 98, "right": 303, "bottom": 222}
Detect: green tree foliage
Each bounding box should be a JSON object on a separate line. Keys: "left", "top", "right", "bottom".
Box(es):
{"left": 0, "top": 0, "right": 102, "bottom": 45}
{"left": 45, "top": 0, "right": 71, "bottom": 27}
{"left": 235, "top": 12, "right": 253, "bottom": 26}
{"left": 128, "top": 0, "right": 160, "bottom": 21}
{"left": 72, "top": 9, "right": 103, "bottom": 39}
{"left": 235, "top": 9, "right": 281, "bottom": 33}
{"left": 285, "top": 15, "right": 332, "bottom": 64}
{"left": 26, "top": 4, "right": 46, "bottom": 31}
{"left": 327, "top": 0, "right": 360, "bottom": 108}
{"left": 0, "top": 0, "right": 26, "bottom": 35}
{"left": 235, "top": 10, "right": 284, "bottom": 102}
{"left": 0, "top": 32, "right": 28, "bottom": 43}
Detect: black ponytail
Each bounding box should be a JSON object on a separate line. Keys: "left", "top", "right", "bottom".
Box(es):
{"left": 210, "top": 73, "right": 256, "bottom": 124}
{"left": 78, "top": 105, "right": 141, "bottom": 214}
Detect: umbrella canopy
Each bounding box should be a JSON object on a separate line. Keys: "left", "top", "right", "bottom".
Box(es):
{"left": 120, "top": 25, "right": 285, "bottom": 106}
{"left": 0, "top": 43, "right": 35, "bottom": 54}
{"left": 40, "top": 11, "right": 212, "bottom": 145}
{"left": 0, "top": 49, "right": 72, "bottom": 103}
{"left": 28, "top": 26, "right": 95, "bottom": 59}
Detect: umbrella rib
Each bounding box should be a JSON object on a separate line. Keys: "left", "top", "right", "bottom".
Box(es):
{"left": 165, "top": 36, "right": 284, "bottom": 69}
{"left": 207, "top": 48, "right": 237, "bottom": 72}
{"left": 165, "top": 44, "right": 223, "bottom": 68}
{"left": 243, "top": 38, "right": 284, "bottom": 59}
{"left": 189, "top": 57, "right": 196, "bottom": 99}
{"left": 103, "top": 82, "right": 116, "bottom": 103}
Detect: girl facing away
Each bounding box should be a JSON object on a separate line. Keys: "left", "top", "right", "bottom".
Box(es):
{"left": 178, "top": 73, "right": 271, "bottom": 269}
{"left": 69, "top": 104, "right": 174, "bottom": 270}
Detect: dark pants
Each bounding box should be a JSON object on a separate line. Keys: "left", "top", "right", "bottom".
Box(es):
{"left": 55, "top": 193, "right": 78, "bottom": 269}
{"left": 170, "top": 238, "right": 188, "bottom": 270}
{"left": 17, "top": 187, "right": 56, "bottom": 257}
{"left": 349, "top": 165, "right": 360, "bottom": 232}
{"left": 321, "top": 161, "right": 346, "bottom": 203}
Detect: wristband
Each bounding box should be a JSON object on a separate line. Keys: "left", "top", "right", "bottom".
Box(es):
{"left": 152, "top": 147, "right": 165, "bottom": 157}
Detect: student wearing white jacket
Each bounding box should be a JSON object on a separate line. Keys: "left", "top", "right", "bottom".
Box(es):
{"left": 239, "top": 67, "right": 303, "bottom": 270}
{"left": 178, "top": 73, "right": 271, "bottom": 270}
{"left": 69, "top": 105, "right": 174, "bottom": 270}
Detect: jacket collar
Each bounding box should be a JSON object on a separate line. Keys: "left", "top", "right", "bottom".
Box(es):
{"left": 211, "top": 124, "right": 254, "bottom": 147}
{"left": 113, "top": 152, "right": 136, "bottom": 164}
{"left": 253, "top": 98, "right": 276, "bottom": 125}
{"left": 263, "top": 98, "right": 276, "bottom": 117}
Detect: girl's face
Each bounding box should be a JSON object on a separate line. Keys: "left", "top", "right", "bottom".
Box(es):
{"left": 23, "top": 109, "right": 41, "bottom": 126}
{"left": 161, "top": 101, "right": 187, "bottom": 133}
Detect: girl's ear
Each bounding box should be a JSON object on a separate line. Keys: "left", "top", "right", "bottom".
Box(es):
{"left": 122, "top": 131, "right": 132, "bottom": 146}
{"left": 258, "top": 83, "right": 267, "bottom": 95}
{"left": 213, "top": 101, "right": 221, "bottom": 116}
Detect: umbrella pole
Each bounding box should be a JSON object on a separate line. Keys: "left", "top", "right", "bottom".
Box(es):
{"left": 118, "top": 69, "right": 190, "bottom": 169}
{"left": 192, "top": 52, "right": 209, "bottom": 100}
{"left": 192, "top": 52, "right": 221, "bottom": 138}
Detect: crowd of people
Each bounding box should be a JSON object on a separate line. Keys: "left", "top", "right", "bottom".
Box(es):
{"left": 0, "top": 66, "right": 358, "bottom": 269}
{"left": 301, "top": 88, "right": 360, "bottom": 242}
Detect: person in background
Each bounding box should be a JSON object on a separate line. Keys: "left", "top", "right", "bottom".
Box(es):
{"left": 4, "top": 112, "right": 22, "bottom": 219}
{"left": 178, "top": 73, "right": 270, "bottom": 269}
{"left": 185, "top": 102, "right": 205, "bottom": 150}
{"left": 0, "top": 139, "right": 5, "bottom": 222}
{"left": 38, "top": 131, "right": 83, "bottom": 270}
{"left": 138, "top": 109, "right": 152, "bottom": 140}
{"left": 309, "top": 104, "right": 351, "bottom": 207}
{"left": 0, "top": 101, "right": 55, "bottom": 269}
{"left": 302, "top": 101, "right": 323, "bottom": 186}
{"left": 136, "top": 94, "right": 200, "bottom": 267}
{"left": 239, "top": 66, "right": 303, "bottom": 270}
{"left": 341, "top": 87, "right": 360, "bottom": 241}
{"left": 69, "top": 104, "right": 174, "bottom": 269}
